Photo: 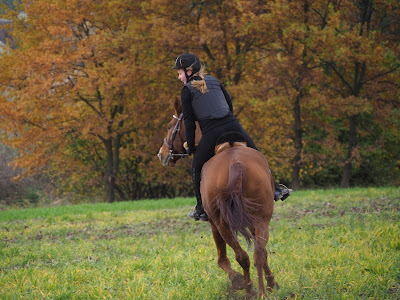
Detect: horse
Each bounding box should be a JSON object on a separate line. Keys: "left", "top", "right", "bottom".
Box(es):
{"left": 157, "top": 98, "right": 278, "bottom": 298}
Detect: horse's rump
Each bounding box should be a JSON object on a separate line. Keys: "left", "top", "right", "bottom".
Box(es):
{"left": 202, "top": 142, "right": 273, "bottom": 246}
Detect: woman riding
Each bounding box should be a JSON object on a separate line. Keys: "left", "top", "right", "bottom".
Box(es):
{"left": 173, "top": 53, "right": 291, "bottom": 221}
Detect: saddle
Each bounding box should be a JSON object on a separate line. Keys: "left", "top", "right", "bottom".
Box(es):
{"left": 215, "top": 131, "right": 247, "bottom": 155}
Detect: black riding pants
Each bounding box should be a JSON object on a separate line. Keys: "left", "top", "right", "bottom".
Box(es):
{"left": 192, "top": 119, "right": 257, "bottom": 206}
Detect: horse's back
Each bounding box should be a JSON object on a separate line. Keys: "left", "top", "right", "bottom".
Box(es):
{"left": 201, "top": 145, "right": 274, "bottom": 220}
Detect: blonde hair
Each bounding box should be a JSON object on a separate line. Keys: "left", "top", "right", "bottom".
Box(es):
{"left": 187, "top": 63, "right": 208, "bottom": 94}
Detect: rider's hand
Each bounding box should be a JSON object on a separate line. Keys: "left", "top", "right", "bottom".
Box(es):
{"left": 187, "top": 146, "right": 196, "bottom": 156}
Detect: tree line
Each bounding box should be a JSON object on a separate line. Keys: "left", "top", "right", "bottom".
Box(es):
{"left": 0, "top": 0, "right": 399, "bottom": 204}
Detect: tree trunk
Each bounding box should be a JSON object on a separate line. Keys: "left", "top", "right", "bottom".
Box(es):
{"left": 291, "top": 92, "right": 303, "bottom": 190}
{"left": 291, "top": 1, "right": 309, "bottom": 189}
{"left": 105, "top": 138, "right": 115, "bottom": 203}
{"left": 106, "top": 172, "right": 115, "bottom": 203}
{"left": 340, "top": 115, "right": 358, "bottom": 188}
{"left": 104, "top": 104, "right": 123, "bottom": 202}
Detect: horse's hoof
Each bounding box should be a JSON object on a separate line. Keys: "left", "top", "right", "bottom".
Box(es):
{"left": 229, "top": 273, "right": 245, "bottom": 290}
{"left": 269, "top": 281, "right": 279, "bottom": 290}
{"left": 245, "top": 288, "right": 258, "bottom": 299}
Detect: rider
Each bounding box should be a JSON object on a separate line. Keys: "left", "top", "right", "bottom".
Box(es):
{"left": 173, "top": 53, "right": 291, "bottom": 221}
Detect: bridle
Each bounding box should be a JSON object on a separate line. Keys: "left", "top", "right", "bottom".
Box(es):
{"left": 163, "top": 112, "right": 188, "bottom": 165}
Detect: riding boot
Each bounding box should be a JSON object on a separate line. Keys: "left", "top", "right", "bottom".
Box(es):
{"left": 274, "top": 182, "right": 292, "bottom": 201}
{"left": 188, "top": 203, "right": 208, "bottom": 221}
{"left": 188, "top": 168, "right": 208, "bottom": 221}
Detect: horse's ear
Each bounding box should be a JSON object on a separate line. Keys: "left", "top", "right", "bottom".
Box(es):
{"left": 174, "top": 97, "right": 182, "bottom": 115}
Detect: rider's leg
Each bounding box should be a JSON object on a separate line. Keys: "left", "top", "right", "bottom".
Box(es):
{"left": 188, "top": 134, "right": 215, "bottom": 221}
{"left": 188, "top": 166, "right": 208, "bottom": 221}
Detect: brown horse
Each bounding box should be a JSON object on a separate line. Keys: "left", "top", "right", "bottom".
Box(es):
{"left": 158, "top": 98, "right": 278, "bottom": 298}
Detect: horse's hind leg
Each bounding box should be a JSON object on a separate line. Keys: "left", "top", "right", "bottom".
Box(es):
{"left": 210, "top": 220, "right": 245, "bottom": 288}
{"left": 254, "top": 224, "right": 277, "bottom": 297}
{"left": 215, "top": 221, "right": 253, "bottom": 292}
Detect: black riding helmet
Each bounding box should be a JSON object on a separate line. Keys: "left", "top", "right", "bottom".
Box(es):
{"left": 172, "top": 53, "right": 201, "bottom": 80}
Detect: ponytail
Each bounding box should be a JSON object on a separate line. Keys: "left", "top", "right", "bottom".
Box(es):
{"left": 187, "top": 63, "right": 208, "bottom": 94}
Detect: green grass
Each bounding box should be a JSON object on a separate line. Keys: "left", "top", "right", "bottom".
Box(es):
{"left": 0, "top": 187, "right": 399, "bottom": 299}
{"left": 0, "top": 197, "right": 192, "bottom": 222}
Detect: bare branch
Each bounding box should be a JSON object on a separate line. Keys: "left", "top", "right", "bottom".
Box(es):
{"left": 321, "top": 59, "right": 354, "bottom": 95}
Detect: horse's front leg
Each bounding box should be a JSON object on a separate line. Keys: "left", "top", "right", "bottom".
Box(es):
{"left": 209, "top": 219, "right": 246, "bottom": 289}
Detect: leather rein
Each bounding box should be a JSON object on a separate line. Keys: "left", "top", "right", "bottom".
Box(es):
{"left": 163, "top": 112, "right": 188, "bottom": 164}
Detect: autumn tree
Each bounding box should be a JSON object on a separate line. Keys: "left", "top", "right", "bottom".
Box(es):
{"left": 248, "top": 0, "right": 400, "bottom": 188}
{"left": 247, "top": 0, "right": 329, "bottom": 189}
{"left": 0, "top": 0, "right": 171, "bottom": 202}
{"left": 150, "top": 0, "right": 267, "bottom": 82}
{"left": 1, "top": 0, "right": 399, "bottom": 205}
{"left": 314, "top": 0, "right": 400, "bottom": 187}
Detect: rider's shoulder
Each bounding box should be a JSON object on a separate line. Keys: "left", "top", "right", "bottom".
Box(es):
{"left": 180, "top": 85, "right": 191, "bottom": 98}
{"left": 204, "top": 75, "right": 218, "bottom": 81}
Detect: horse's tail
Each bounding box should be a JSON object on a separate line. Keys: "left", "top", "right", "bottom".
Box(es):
{"left": 217, "top": 162, "right": 261, "bottom": 246}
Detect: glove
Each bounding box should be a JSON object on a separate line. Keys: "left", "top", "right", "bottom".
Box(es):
{"left": 187, "top": 146, "right": 196, "bottom": 156}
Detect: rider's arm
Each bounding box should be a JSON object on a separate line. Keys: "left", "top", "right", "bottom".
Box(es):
{"left": 180, "top": 86, "right": 196, "bottom": 151}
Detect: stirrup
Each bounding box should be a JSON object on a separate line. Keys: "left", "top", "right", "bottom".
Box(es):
{"left": 276, "top": 184, "right": 292, "bottom": 201}
{"left": 188, "top": 206, "right": 208, "bottom": 221}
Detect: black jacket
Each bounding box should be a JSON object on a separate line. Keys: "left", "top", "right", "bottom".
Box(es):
{"left": 181, "top": 76, "right": 235, "bottom": 151}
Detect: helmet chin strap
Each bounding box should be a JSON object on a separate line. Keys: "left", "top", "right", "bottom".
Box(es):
{"left": 185, "top": 71, "right": 192, "bottom": 81}
{"left": 184, "top": 69, "right": 195, "bottom": 82}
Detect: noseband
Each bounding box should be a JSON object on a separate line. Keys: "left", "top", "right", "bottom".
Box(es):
{"left": 163, "top": 112, "right": 188, "bottom": 165}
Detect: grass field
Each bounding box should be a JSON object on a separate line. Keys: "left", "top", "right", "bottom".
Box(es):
{"left": 0, "top": 187, "right": 399, "bottom": 299}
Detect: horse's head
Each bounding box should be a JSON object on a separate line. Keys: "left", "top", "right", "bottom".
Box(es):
{"left": 157, "top": 98, "right": 187, "bottom": 166}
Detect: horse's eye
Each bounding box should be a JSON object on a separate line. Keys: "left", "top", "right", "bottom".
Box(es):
{"left": 167, "top": 126, "right": 171, "bottom": 130}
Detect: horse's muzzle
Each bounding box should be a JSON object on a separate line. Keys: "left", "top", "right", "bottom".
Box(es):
{"left": 157, "top": 147, "right": 175, "bottom": 167}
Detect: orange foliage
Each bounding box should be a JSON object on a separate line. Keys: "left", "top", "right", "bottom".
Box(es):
{"left": 0, "top": 0, "right": 173, "bottom": 201}
{"left": 0, "top": 0, "right": 399, "bottom": 201}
